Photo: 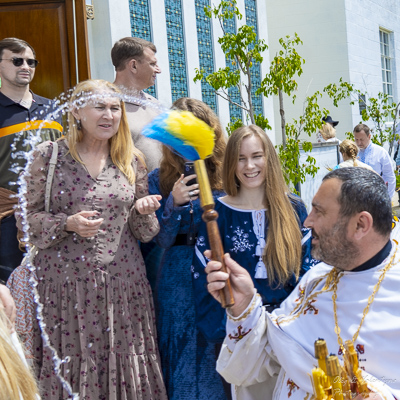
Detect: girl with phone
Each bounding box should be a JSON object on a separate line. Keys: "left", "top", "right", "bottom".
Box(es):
{"left": 148, "top": 98, "right": 227, "bottom": 400}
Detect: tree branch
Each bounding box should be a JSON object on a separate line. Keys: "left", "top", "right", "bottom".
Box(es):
{"left": 245, "top": 58, "right": 255, "bottom": 124}
{"left": 216, "top": 89, "right": 249, "bottom": 111}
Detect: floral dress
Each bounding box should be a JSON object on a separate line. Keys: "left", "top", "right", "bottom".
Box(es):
{"left": 148, "top": 168, "right": 227, "bottom": 400}
{"left": 17, "top": 139, "right": 167, "bottom": 400}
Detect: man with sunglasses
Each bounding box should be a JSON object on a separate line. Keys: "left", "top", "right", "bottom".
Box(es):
{"left": 0, "top": 37, "right": 63, "bottom": 282}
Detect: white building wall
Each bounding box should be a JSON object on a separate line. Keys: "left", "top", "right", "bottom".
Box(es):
{"left": 257, "top": 0, "right": 276, "bottom": 144}
{"left": 149, "top": 0, "right": 171, "bottom": 106}
{"left": 211, "top": 13, "right": 231, "bottom": 131}
{"left": 86, "top": 0, "right": 131, "bottom": 82}
{"left": 265, "top": 0, "right": 352, "bottom": 143}
{"left": 83, "top": 1, "right": 400, "bottom": 142}
{"left": 265, "top": 0, "right": 400, "bottom": 142}
{"left": 344, "top": 0, "right": 400, "bottom": 130}
{"left": 181, "top": 1, "right": 202, "bottom": 103}
{"left": 85, "top": 0, "right": 275, "bottom": 140}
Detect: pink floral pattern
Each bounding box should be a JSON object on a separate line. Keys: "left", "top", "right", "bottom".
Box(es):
{"left": 17, "top": 139, "right": 167, "bottom": 399}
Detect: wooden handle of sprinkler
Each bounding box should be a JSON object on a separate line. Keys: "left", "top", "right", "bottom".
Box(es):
{"left": 202, "top": 209, "right": 235, "bottom": 308}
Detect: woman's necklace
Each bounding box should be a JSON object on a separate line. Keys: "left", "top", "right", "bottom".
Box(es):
{"left": 331, "top": 243, "right": 397, "bottom": 354}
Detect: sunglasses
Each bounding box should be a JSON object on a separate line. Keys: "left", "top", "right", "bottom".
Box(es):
{"left": 0, "top": 57, "right": 39, "bottom": 68}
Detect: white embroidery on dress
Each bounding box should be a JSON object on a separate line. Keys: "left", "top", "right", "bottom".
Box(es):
{"left": 253, "top": 210, "right": 267, "bottom": 279}
{"left": 230, "top": 227, "right": 254, "bottom": 253}
{"left": 196, "top": 235, "right": 206, "bottom": 247}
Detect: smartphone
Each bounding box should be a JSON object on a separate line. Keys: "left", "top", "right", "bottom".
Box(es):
{"left": 184, "top": 162, "right": 197, "bottom": 186}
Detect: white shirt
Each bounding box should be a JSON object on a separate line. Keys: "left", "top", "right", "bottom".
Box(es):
{"left": 358, "top": 142, "right": 396, "bottom": 198}
{"left": 217, "top": 225, "right": 400, "bottom": 400}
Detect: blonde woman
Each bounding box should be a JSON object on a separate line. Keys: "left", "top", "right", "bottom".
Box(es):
{"left": 15, "top": 80, "right": 167, "bottom": 399}
{"left": 193, "top": 125, "right": 315, "bottom": 344}
{"left": 335, "top": 139, "right": 374, "bottom": 170}
{"left": 317, "top": 123, "right": 339, "bottom": 143}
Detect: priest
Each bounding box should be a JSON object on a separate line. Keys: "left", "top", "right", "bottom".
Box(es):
{"left": 205, "top": 167, "right": 400, "bottom": 400}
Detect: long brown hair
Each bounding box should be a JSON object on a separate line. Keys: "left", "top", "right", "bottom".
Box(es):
{"left": 223, "top": 125, "right": 302, "bottom": 284}
{"left": 67, "top": 79, "right": 144, "bottom": 184}
{"left": 159, "top": 98, "right": 226, "bottom": 197}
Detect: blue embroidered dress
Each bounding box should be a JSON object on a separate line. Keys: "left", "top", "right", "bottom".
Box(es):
{"left": 192, "top": 196, "right": 316, "bottom": 343}
{"left": 148, "top": 169, "right": 227, "bottom": 400}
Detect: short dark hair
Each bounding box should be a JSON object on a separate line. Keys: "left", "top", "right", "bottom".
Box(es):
{"left": 323, "top": 168, "right": 392, "bottom": 237}
{"left": 353, "top": 123, "right": 370, "bottom": 136}
{"left": 0, "top": 37, "right": 35, "bottom": 59}
{"left": 111, "top": 37, "right": 156, "bottom": 71}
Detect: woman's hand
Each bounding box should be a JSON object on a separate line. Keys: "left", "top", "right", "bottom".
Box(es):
{"left": 65, "top": 210, "right": 104, "bottom": 237}
{"left": 135, "top": 194, "right": 162, "bottom": 215}
{"left": 171, "top": 174, "right": 200, "bottom": 207}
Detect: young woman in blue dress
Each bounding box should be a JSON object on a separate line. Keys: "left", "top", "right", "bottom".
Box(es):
{"left": 193, "top": 124, "right": 315, "bottom": 344}
{"left": 148, "top": 98, "right": 228, "bottom": 400}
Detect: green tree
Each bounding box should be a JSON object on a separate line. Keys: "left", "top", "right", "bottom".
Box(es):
{"left": 194, "top": 0, "right": 353, "bottom": 189}
{"left": 358, "top": 91, "right": 399, "bottom": 152}
{"left": 261, "top": 41, "right": 353, "bottom": 188}
{"left": 194, "top": 0, "right": 269, "bottom": 131}
{"left": 340, "top": 91, "right": 400, "bottom": 153}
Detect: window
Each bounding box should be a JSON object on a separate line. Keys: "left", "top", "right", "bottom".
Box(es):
{"left": 380, "top": 29, "right": 393, "bottom": 103}
{"left": 358, "top": 94, "right": 366, "bottom": 115}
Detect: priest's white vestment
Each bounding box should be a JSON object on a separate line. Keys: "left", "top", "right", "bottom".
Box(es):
{"left": 217, "top": 223, "right": 400, "bottom": 400}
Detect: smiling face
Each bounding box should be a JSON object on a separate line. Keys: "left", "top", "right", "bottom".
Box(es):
{"left": 304, "top": 178, "right": 360, "bottom": 269}
{"left": 73, "top": 92, "right": 122, "bottom": 144}
{"left": 0, "top": 47, "right": 36, "bottom": 89}
{"left": 235, "top": 135, "right": 266, "bottom": 191}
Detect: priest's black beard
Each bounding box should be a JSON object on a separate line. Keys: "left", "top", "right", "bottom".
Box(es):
{"left": 311, "top": 217, "right": 360, "bottom": 270}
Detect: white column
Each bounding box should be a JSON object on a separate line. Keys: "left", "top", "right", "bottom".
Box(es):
{"left": 150, "top": 0, "right": 172, "bottom": 106}
{"left": 87, "top": 0, "right": 131, "bottom": 81}
{"left": 237, "top": 0, "right": 250, "bottom": 126}
{"left": 211, "top": 5, "right": 232, "bottom": 132}
{"left": 256, "top": 0, "right": 276, "bottom": 143}
{"left": 182, "top": 1, "right": 202, "bottom": 99}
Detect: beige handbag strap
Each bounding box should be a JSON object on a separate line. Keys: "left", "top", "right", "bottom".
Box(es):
{"left": 44, "top": 141, "right": 58, "bottom": 213}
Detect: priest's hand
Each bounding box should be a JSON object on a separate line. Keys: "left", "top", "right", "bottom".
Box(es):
{"left": 205, "top": 251, "right": 255, "bottom": 317}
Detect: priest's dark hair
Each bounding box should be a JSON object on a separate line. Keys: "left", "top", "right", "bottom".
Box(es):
{"left": 323, "top": 167, "right": 392, "bottom": 237}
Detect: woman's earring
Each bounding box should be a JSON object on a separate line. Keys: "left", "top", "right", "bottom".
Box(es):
{"left": 76, "top": 119, "right": 82, "bottom": 130}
